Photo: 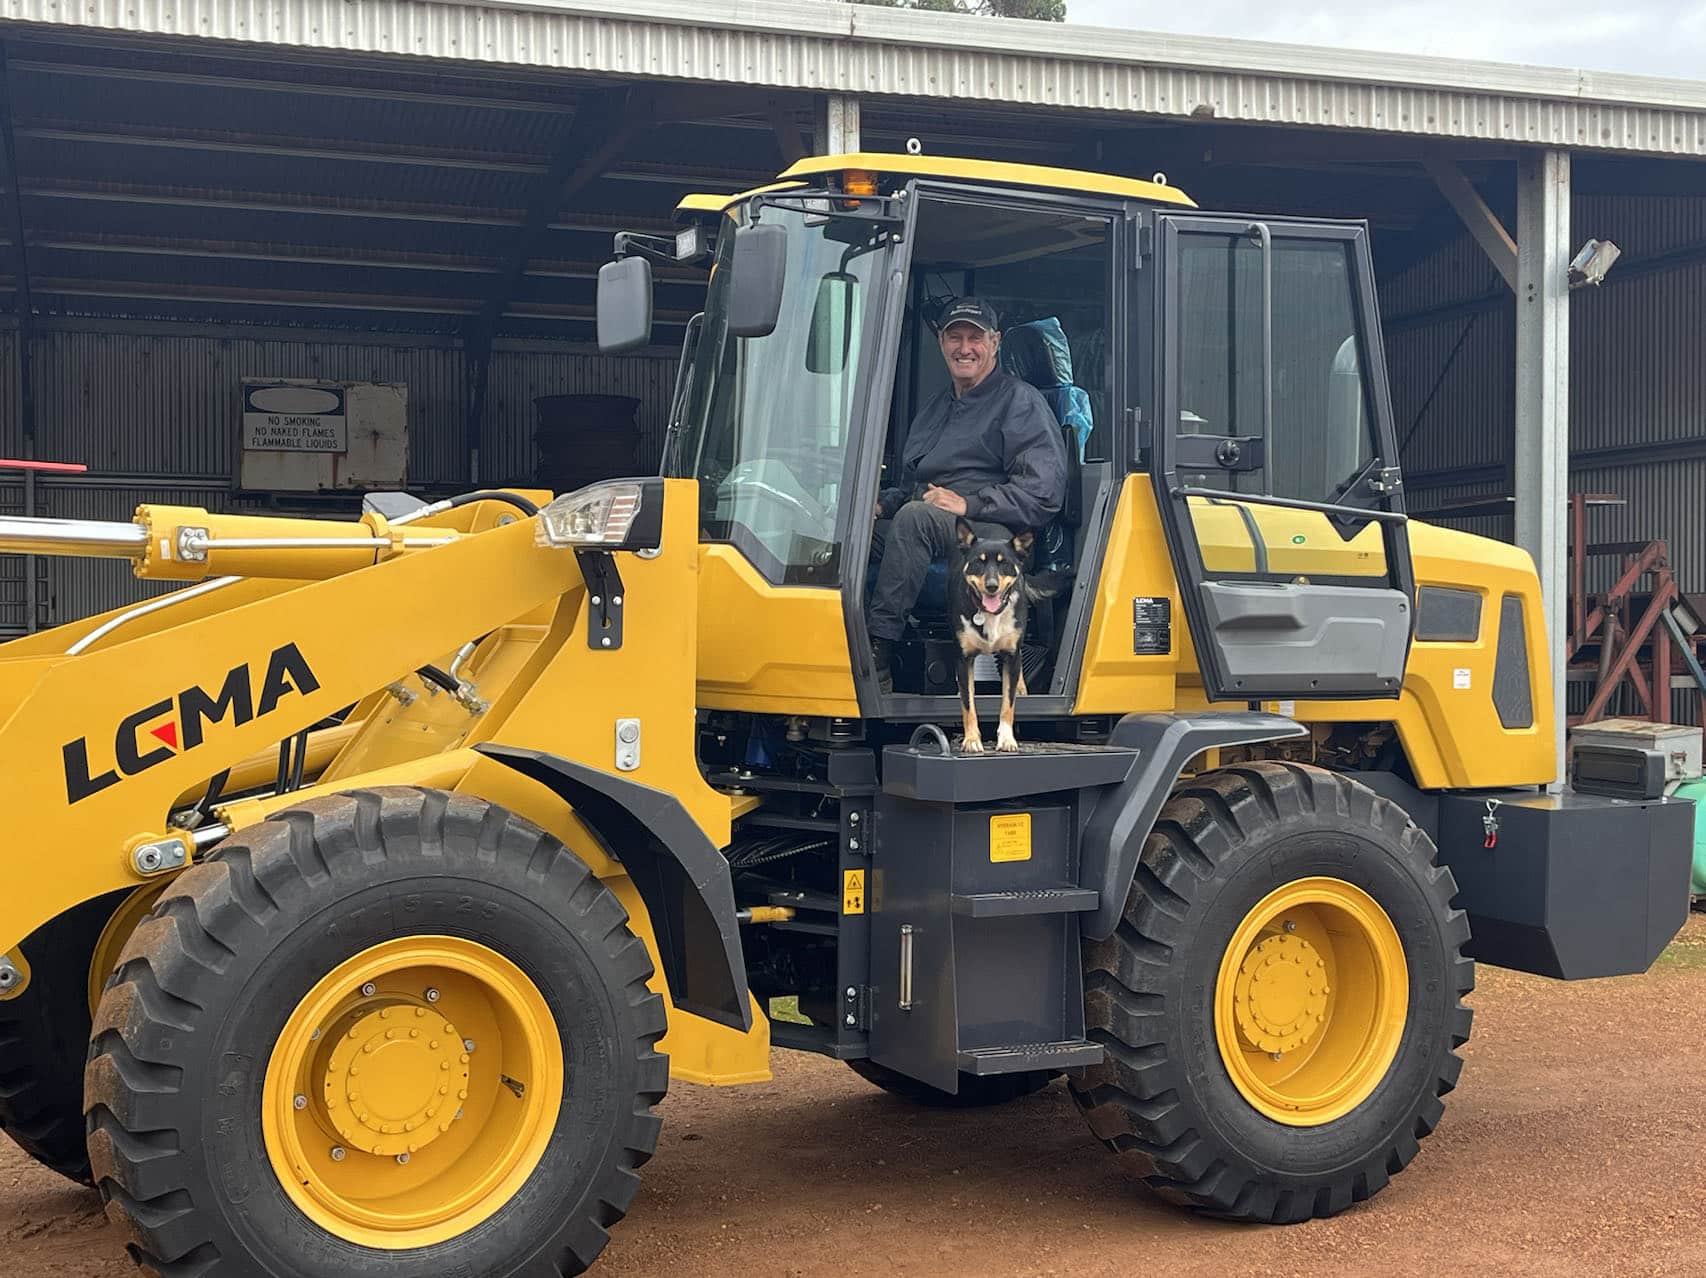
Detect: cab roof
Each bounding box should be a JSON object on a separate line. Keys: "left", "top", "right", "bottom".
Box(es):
{"left": 674, "top": 153, "right": 1195, "bottom": 219}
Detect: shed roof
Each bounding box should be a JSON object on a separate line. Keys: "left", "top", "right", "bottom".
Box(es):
{"left": 0, "top": 3, "right": 1699, "bottom": 339}
{"left": 7, "top": 0, "right": 1705, "bottom": 157}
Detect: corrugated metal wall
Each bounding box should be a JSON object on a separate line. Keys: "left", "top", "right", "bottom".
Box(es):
{"left": 1387, "top": 192, "right": 1706, "bottom": 590}
{"left": 0, "top": 337, "right": 23, "bottom": 625}
{"left": 0, "top": 324, "right": 676, "bottom": 634}
{"left": 483, "top": 346, "right": 676, "bottom": 483}
{"left": 1384, "top": 247, "right": 1514, "bottom": 483}
{"left": 1384, "top": 192, "right": 1706, "bottom": 723}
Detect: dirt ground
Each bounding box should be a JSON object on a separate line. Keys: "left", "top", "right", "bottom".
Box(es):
{"left": 5, "top": 914, "right": 1703, "bottom": 1278}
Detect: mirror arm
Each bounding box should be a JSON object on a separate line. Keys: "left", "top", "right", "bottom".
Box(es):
{"left": 613, "top": 231, "right": 686, "bottom": 266}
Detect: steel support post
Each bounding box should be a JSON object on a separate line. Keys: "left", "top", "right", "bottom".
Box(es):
{"left": 1515, "top": 149, "right": 1570, "bottom": 781}
{"left": 813, "top": 94, "right": 860, "bottom": 155}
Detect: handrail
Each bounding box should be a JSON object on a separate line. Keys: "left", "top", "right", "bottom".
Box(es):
{"left": 1172, "top": 486, "right": 1408, "bottom": 524}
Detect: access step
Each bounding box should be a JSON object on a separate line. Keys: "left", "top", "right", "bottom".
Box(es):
{"left": 950, "top": 887, "right": 1098, "bottom": 918}
{"left": 882, "top": 741, "right": 1139, "bottom": 803}
{"left": 957, "top": 1040, "right": 1104, "bottom": 1075}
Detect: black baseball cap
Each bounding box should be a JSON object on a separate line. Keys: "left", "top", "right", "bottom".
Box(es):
{"left": 937, "top": 296, "right": 1000, "bottom": 334}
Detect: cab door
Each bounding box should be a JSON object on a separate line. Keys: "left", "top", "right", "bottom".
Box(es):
{"left": 1149, "top": 214, "right": 1414, "bottom": 702}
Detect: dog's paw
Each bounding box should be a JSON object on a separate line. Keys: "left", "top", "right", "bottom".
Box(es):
{"left": 961, "top": 735, "right": 985, "bottom": 754}
{"left": 996, "top": 726, "right": 1019, "bottom": 752}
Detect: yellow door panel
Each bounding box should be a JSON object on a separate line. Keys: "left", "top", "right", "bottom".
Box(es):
{"left": 1188, "top": 496, "right": 1389, "bottom": 578}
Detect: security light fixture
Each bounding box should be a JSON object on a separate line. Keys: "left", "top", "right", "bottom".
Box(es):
{"left": 1569, "top": 238, "right": 1621, "bottom": 288}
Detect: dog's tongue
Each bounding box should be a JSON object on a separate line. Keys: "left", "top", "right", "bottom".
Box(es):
{"left": 981, "top": 593, "right": 1002, "bottom": 613}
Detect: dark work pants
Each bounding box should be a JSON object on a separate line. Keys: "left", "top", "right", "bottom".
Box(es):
{"left": 867, "top": 499, "right": 1010, "bottom": 642}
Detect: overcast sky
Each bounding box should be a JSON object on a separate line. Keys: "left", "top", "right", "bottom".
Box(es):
{"left": 1066, "top": 1, "right": 1706, "bottom": 80}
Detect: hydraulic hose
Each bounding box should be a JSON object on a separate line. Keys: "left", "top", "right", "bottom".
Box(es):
{"left": 416, "top": 664, "right": 461, "bottom": 695}
{"left": 392, "top": 490, "right": 540, "bottom": 527}
{"left": 443, "top": 489, "right": 540, "bottom": 516}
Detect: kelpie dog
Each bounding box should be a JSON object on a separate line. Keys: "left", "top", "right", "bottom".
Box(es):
{"left": 952, "top": 517, "right": 1035, "bottom": 753}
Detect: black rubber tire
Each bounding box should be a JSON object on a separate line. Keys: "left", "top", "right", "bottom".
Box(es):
{"left": 0, "top": 888, "right": 127, "bottom": 1185}
{"left": 847, "top": 1058, "right": 1055, "bottom": 1108}
{"left": 1071, "top": 762, "right": 1473, "bottom": 1224}
{"left": 85, "top": 786, "right": 668, "bottom": 1277}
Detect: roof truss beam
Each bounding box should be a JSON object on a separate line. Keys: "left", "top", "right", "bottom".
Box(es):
{"left": 1423, "top": 154, "right": 1518, "bottom": 291}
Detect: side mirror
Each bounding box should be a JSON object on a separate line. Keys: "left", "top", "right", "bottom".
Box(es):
{"left": 805, "top": 272, "right": 860, "bottom": 374}
{"left": 727, "top": 223, "right": 787, "bottom": 339}
{"left": 597, "top": 256, "right": 653, "bottom": 353}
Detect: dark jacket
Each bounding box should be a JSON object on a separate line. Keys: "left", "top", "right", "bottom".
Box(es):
{"left": 878, "top": 368, "right": 1067, "bottom": 530}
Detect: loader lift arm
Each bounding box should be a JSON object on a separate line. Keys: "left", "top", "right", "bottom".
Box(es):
{"left": 0, "top": 488, "right": 702, "bottom": 973}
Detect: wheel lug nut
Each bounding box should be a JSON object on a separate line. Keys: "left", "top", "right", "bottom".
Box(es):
{"left": 1283, "top": 920, "right": 1296, "bottom": 933}
{"left": 360, "top": 982, "right": 377, "bottom": 997}
{"left": 425, "top": 987, "right": 440, "bottom": 1003}
{"left": 464, "top": 1038, "right": 476, "bottom": 1052}
{"left": 330, "top": 1146, "right": 346, "bottom": 1161}
{"left": 396, "top": 1152, "right": 410, "bottom": 1165}
{"left": 293, "top": 1094, "right": 307, "bottom": 1110}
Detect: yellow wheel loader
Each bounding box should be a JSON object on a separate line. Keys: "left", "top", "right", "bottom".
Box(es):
{"left": 0, "top": 153, "right": 1690, "bottom": 1274}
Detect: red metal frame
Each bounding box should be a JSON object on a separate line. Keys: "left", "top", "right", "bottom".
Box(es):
{"left": 0, "top": 459, "right": 86, "bottom": 473}
{"left": 1567, "top": 491, "right": 1704, "bottom": 725}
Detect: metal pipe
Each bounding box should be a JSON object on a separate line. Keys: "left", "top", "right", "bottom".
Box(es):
{"left": 448, "top": 640, "right": 479, "bottom": 682}
{"left": 67, "top": 575, "right": 238, "bottom": 655}
{"left": 734, "top": 906, "right": 797, "bottom": 925}
{"left": 21, "top": 470, "right": 33, "bottom": 634}
{"left": 389, "top": 500, "right": 452, "bottom": 527}
{"left": 1249, "top": 221, "right": 1274, "bottom": 454}
{"left": 898, "top": 923, "right": 915, "bottom": 1011}
{"left": 180, "top": 534, "right": 455, "bottom": 553}
{"left": 1170, "top": 486, "right": 1408, "bottom": 524}
{"left": 191, "top": 822, "right": 229, "bottom": 849}
{"left": 0, "top": 515, "right": 148, "bottom": 556}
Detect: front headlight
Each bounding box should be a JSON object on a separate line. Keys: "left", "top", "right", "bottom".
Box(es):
{"left": 536, "top": 478, "right": 663, "bottom": 550}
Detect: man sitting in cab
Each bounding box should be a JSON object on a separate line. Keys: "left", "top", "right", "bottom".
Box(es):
{"left": 867, "top": 297, "right": 1068, "bottom": 692}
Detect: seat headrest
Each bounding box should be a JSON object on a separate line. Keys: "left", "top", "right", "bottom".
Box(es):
{"left": 1000, "top": 317, "right": 1074, "bottom": 390}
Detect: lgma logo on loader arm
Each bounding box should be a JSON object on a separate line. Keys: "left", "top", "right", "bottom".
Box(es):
{"left": 61, "top": 642, "right": 321, "bottom": 804}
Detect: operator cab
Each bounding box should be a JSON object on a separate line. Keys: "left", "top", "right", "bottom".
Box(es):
{"left": 601, "top": 152, "right": 1413, "bottom": 721}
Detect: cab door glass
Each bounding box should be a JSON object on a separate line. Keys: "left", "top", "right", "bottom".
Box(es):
{"left": 1176, "top": 235, "right": 1386, "bottom": 579}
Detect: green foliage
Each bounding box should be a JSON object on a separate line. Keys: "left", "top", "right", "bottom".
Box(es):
{"left": 846, "top": 0, "right": 1066, "bottom": 19}
{"left": 983, "top": 0, "right": 1066, "bottom": 17}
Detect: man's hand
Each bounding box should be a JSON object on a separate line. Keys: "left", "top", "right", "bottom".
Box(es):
{"left": 922, "top": 484, "right": 967, "bottom": 516}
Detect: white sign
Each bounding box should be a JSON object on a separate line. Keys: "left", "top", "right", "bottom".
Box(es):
{"left": 1453, "top": 667, "right": 1472, "bottom": 690}
{"left": 242, "top": 383, "right": 348, "bottom": 453}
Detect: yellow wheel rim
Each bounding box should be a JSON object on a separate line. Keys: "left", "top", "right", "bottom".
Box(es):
{"left": 88, "top": 882, "right": 169, "bottom": 1016}
{"left": 262, "top": 936, "right": 563, "bottom": 1249}
{"left": 1214, "top": 877, "right": 1407, "bottom": 1127}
